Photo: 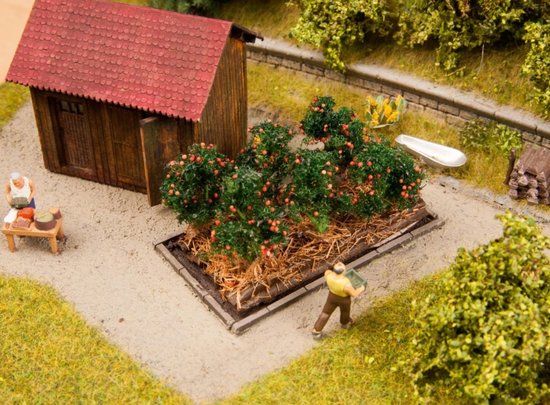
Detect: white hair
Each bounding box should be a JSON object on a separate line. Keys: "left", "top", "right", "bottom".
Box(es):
{"left": 333, "top": 262, "right": 346, "bottom": 274}
{"left": 10, "top": 172, "right": 21, "bottom": 181}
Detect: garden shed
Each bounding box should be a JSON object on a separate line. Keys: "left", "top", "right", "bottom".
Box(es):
{"left": 6, "top": 0, "right": 260, "bottom": 205}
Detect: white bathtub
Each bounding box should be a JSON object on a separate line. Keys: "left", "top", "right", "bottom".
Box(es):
{"left": 395, "top": 134, "right": 467, "bottom": 169}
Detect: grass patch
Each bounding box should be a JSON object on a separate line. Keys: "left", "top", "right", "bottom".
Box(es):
{"left": 114, "top": 0, "right": 148, "bottom": 5}
{"left": 248, "top": 62, "right": 373, "bottom": 123}
{"left": 216, "top": 0, "right": 300, "bottom": 39}
{"left": 345, "top": 42, "right": 539, "bottom": 116}
{"left": 220, "top": 274, "right": 464, "bottom": 405}
{"left": 248, "top": 62, "right": 509, "bottom": 194}
{"left": 0, "top": 83, "right": 29, "bottom": 129}
{"left": 0, "top": 275, "right": 190, "bottom": 404}
{"left": 216, "top": 0, "right": 541, "bottom": 116}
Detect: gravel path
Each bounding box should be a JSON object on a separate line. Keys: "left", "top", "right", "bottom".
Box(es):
{"left": 1, "top": 102, "right": 549, "bottom": 402}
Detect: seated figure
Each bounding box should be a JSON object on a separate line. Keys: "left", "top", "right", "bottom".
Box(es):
{"left": 5, "top": 172, "right": 36, "bottom": 209}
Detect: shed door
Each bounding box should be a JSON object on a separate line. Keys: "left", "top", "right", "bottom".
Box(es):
{"left": 140, "top": 117, "right": 179, "bottom": 206}
{"left": 103, "top": 105, "right": 146, "bottom": 192}
{"left": 51, "top": 98, "right": 98, "bottom": 181}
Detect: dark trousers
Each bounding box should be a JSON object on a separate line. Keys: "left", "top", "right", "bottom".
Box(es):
{"left": 314, "top": 292, "right": 351, "bottom": 332}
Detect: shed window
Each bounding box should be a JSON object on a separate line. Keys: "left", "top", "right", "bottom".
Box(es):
{"left": 59, "top": 100, "right": 84, "bottom": 115}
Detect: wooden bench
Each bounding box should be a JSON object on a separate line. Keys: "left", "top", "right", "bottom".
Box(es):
{"left": 2, "top": 212, "right": 65, "bottom": 254}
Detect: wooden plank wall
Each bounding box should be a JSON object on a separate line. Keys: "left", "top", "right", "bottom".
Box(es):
{"left": 32, "top": 90, "right": 104, "bottom": 183}
{"left": 177, "top": 118, "right": 198, "bottom": 156}
{"left": 29, "top": 89, "right": 152, "bottom": 192}
{"left": 30, "top": 88, "right": 60, "bottom": 173}
{"left": 199, "top": 37, "right": 247, "bottom": 158}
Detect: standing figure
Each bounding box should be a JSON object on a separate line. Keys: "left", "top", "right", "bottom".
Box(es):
{"left": 312, "top": 262, "right": 365, "bottom": 339}
{"left": 5, "top": 172, "right": 36, "bottom": 209}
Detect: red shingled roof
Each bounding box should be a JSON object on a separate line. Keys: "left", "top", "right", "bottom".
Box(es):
{"left": 6, "top": 0, "right": 256, "bottom": 121}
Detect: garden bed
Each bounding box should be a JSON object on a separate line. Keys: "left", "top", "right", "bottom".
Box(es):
{"left": 155, "top": 200, "right": 444, "bottom": 333}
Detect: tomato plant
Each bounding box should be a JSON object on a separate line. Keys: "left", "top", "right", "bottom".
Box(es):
{"left": 161, "top": 143, "right": 233, "bottom": 226}
{"left": 162, "top": 96, "right": 425, "bottom": 261}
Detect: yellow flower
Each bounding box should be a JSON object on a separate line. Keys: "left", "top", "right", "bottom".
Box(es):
{"left": 372, "top": 111, "right": 379, "bottom": 126}
{"left": 384, "top": 104, "right": 393, "bottom": 118}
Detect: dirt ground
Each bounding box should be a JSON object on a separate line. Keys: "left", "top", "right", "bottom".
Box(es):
{"left": 1, "top": 102, "right": 549, "bottom": 403}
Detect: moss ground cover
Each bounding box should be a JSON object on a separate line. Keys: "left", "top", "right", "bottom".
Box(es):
{"left": 347, "top": 43, "right": 537, "bottom": 116}
{"left": 0, "top": 275, "right": 190, "bottom": 404}
{"left": 115, "top": 0, "right": 148, "bottom": 5}
{"left": 0, "top": 271, "right": 460, "bottom": 405}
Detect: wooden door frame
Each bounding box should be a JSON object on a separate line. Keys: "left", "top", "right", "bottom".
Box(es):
{"left": 31, "top": 90, "right": 110, "bottom": 183}
{"left": 46, "top": 93, "right": 100, "bottom": 181}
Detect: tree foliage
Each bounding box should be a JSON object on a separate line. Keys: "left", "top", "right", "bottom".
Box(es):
{"left": 406, "top": 212, "right": 550, "bottom": 404}
{"left": 289, "top": 0, "right": 392, "bottom": 71}
{"left": 522, "top": 21, "right": 550, "bottom": 117}
{"left": 396, "top": 0, "right": 546, "bottom": 71}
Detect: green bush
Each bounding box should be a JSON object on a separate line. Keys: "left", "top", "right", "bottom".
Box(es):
{"left": 236, "top": 120, "right": 294, "bottom": 185}
{"left": 406, "top": 212, "right": 550, "bottom": 404}
{"left": 214, "top": 165, "right": 289, "bottom": 260}
{"left": 291, "top": 149, "right": 338, "bottom": 232}
{"left": 300, "top": 96, "right": 365, "bottom": 161}
{"left": 299, "top": 96, "right": 424, "bottom": 215}
{"left": 460, "top": 119, "right": 523, "bottom": 156}
{"left": 522, "top": 22, "right": 550, "bottom": 117}
{"left": 289, "top": 0, "right": 392, "bottom": 71}
{"left": 147, "top": 0, "right": 218, "bottom": 15}
{"left": 397, "top": 0, "right": 546, "bottom": 71}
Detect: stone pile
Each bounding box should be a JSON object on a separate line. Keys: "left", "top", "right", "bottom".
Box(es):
{"left": 509, "top": 144, "right": 550, "bottom": 205}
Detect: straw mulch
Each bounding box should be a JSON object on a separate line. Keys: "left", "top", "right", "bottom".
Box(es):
{"left": 177, "top": 202, "right": 426, "bottom": 306}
